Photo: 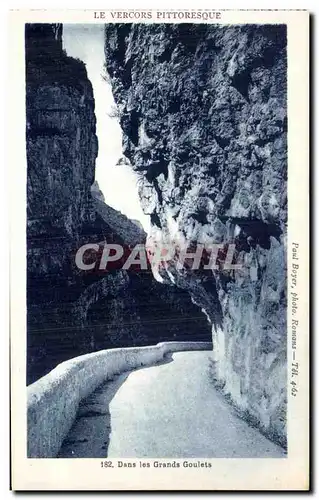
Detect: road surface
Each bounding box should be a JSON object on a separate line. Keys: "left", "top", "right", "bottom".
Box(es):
{"left": 59, "top": 351, "right": 285, "bottom": 458}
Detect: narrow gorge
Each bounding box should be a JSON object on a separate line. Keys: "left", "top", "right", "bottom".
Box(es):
{"left": 104, "top": 23, "right": 287, "bottom": 447}
{"left": 26, "top": 23, "right": 211, "bottom": 385}
{"left": 26, "top": 22, "right": 287, "bottom": 452}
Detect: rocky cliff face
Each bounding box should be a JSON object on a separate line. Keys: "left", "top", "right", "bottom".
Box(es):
{"left": 26, "top": 24, "right": 211, "bottom": 384}
{"left": 26, "top": 23, "right": 98, "bottom": 382}
{"left": 104, "top": 23, "right": 287, "bottom": 446}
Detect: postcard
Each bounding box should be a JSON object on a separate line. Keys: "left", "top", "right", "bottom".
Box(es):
{"left": 9, "top": 8, "right": 309, "bottom": 491}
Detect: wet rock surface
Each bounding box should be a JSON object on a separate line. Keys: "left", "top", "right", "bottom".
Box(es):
{"left": 104, "top": 23, "right": 287, "bottom": 447}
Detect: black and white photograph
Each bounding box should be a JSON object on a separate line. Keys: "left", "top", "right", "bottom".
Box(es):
{"left": 9, "top": 8, "right": 309, "bottom": 491}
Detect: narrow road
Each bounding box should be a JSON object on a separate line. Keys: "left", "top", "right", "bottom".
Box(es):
{"left": 59, "top": 351, "right": 285, "bottom": 458}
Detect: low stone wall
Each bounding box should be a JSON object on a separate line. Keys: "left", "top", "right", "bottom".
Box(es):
{"left": 27, "top": 341, "right": 212, "bottom": 458}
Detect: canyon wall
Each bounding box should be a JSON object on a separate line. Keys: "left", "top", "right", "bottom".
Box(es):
{"left": 26, "top": 24, "right": 211, "bottom": 384}
{"left": 104, "top": 23, "right": 287, "bottom": 446}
